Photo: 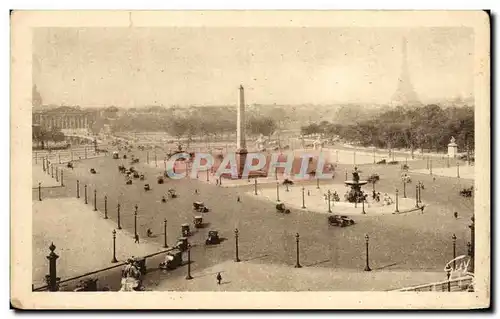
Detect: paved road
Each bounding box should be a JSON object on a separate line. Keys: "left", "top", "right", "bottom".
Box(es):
{"left": 33, "top": 148, "right": 474, "bottom": 291}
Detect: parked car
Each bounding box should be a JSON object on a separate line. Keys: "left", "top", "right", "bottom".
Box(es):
{"left": 328, "top": 215, "right": 355, "bottom": 227}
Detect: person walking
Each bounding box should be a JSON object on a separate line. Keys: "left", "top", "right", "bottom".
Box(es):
{"left": 216, "top": 272, "right": 222, "bottom": 285}
{"left": 134, "top": 233, "right": 140, "bottom": 244}
{"left": 454, "top": 211, "right": 458, "bottom": 219}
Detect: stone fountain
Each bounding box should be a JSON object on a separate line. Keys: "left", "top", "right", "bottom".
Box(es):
{"left": 344, "top": 167, "right": 368, "bottom": 203}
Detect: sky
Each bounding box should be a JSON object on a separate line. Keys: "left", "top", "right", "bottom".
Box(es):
{"left": 33, "top": 27, "right": 474, "bottom": 107}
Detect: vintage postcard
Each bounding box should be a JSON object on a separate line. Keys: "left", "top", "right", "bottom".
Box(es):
{"left": 11, "top": 10, "right": 490, "bottom": 309}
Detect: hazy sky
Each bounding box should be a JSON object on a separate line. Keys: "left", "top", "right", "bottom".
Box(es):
{"left": 33, "top": 27, "right": 474, "bottom": 107}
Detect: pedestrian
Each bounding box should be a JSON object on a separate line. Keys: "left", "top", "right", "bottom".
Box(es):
{"left": 194, "top": 189, "right": 198, "bottom": 194}
{"left": 216, "top": 272, "right": 222, "bottom": 285}
{"left": 237, "top": 196, "right": 240, "bottom": 202}
{"left": 216, "top": 179, "right": 219, "bottom": 186}
{"left": 307, "top": 190, "right": 310, "bottom": 196}
{"left": 146, "top": 229, "right": 153, "bottom": 237}
{"left": 454, "top": 211, "right": 458, "bottom": 219}
{"left": 134, "top": 234, "right": 140, "bottom": 243}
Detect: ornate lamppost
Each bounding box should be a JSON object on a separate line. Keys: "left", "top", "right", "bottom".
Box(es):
{"left": 38, "top": 182, "right": 42, "bottom": 201}
{"left": 452, "top": 234, "right": 457, "bottom": 268}
{"left": 301, "top": 187, "right": 306, "bottom": 209}
{"left": 94, "top": 189, "right": 98, "bottom": 211}
{"left": 117, "top": 203, "right": 122, "bottom": 230}
{"left": 276, "top": 182, "right": 280, "bottom": 202}
{"left": 254, "top": 179, "right": 258, "bottom": 195}
{"left": 186, "top": 243, "right": 193, "bottom": 280}
{"left": 104, "top": 196, "right": 108, "bottom": 219}
{"left": 76, "top": 180, "right": 80, "bottom": 198}
{"left": 327, "top": 190, "right": 332, "bottom": 213}
{"left": 364, "top": 234, "right": 371, "bottom": 272}
{"left": 111, "top": 229, "right": 118, "bottom": 263}
{"left": 45, "top": 243, "right": 60, "bottom": 291}
{"left": 84, "top": 184, "right": 88, "bottom": 204}
{"left": 134, "top": 204, "right": 138, "bottom": 237}
{"left": 395, "top": 189, "right": 399, "bottom": 213}
{"left": 294, "top": 233, "right": 302, "bottom": 268}
{"left": 163, "top": 219, "right": 168, "bottom": 248}
{"left": 234, "top": 228, "right": 241, "bottom": 262}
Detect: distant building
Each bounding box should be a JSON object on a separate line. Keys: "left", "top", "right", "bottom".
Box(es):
{"left": 32, "top": 106, "right": 97, "bottom": 136}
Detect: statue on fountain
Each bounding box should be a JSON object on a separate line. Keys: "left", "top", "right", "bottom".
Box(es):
{"left": 344, "top": 167, "right": 367, "bottom": 203}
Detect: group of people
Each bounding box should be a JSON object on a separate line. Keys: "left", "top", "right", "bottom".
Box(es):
{"left": 120, "top": 257, "right": 144, "bottom": 291}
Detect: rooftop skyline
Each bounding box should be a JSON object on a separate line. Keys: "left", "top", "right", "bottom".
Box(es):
{"left": 33, "top": 27, "right": 474, "bottom": 108}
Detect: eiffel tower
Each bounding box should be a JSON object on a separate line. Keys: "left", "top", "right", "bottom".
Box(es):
{"left": 391, "top": 37, "right": 421, "bottom": 107}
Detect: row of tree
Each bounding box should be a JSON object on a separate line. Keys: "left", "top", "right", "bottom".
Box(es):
{"left": 32, "top": 126, "right": 66, "bottom": 149}
{"left": 301, "top": 105, "right": 474, "bottom": 153}
{"left": 110, "top": 108, "right": 279, "bottom": 143}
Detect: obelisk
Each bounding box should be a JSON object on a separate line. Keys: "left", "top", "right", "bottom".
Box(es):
{"left": 236, "top": 85, "right": 248, "bottom": 177}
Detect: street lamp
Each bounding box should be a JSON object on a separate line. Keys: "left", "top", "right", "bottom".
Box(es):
{"left": 134, "top": 204, "right": 138, "bottom": 237}
{"left": 415, "top": 184, "right": 419, "bottom": 208}
{"left": 457, "top": 162, "right": 460, "bottom": 178}
{"left": 76, "top": 180, "right": 80, "bottom": 198}
{"left": 361, "top": 194, "right": 366, "bottom": 214}
{"left": 301, "top": 187, "right": 306, "bottom": 209}
{"left": 104, "top": 196, "right": 108, "bottom": 219}
{"left": 117, "top": 203, "right": 122, "bottom": 230}
{"left": 276, "top": 182, "right": 280, "bottom": 202}
{"left": 206, "top": 169, "right": 210, "bottom": 182}
{"left": 163, "top": 219, "right": 168, "bottom": 248}
{"left": 254, "top": 179, "right": 258, "bottom": 195}
{"left": 94, "top": 189, "right": 97, "bottom": 211}
{"left": 294, "top": 233, "right": 302, "bottom": 268}
{"left": 418, "top": 181, "right": 423, "bottom": 204}
{"left": 452, "top": 234, "right": 457, "bottom": 268}
{"left": 234, "top": 228, "right": 241, "bottom": 262}
{"left": 38, "top": 182, "right": 42, "bottom": 201}
{"left": 327, "top": 190, "right": 332, "bottom": 213}
{"left": 403, "top": 178, "right": 407, "bottom": 198}
{"left": 316, "top": 177, "right": 320, "bottom": 189}
{"left": 111, "top": 229, "right": 118, "bottom": 263}
{"left": 364, "top": 234, "right": 371, "bottom": 271}
{"left": 186, "top": 243, "right": 193, "bottom": 280}
{"left": 84, "top": 184, "right": 88, "bottom": 204}
{"left": 395, "top": 189, "right": 399, "bottom": 213}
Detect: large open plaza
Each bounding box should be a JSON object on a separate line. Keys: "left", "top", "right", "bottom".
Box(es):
{"left": 25, "top": 23, "right": 480, "bottom": 298}
{"left": 32, "top": 133, "right": 475, "bottom": 292}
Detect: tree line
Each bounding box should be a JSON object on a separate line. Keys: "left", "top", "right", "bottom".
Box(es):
{"left": 301, "top": 105, "right": 474, "bottom": 153}
{"left": 110, "top": 108, "right": 279, "bottom": 142}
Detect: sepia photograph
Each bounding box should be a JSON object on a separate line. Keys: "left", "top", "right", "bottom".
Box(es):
{"left": 10, "top": 10, "right": 490, "bottom": 309}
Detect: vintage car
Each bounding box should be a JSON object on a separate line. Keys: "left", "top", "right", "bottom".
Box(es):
{"left": 133, "top": 172, "right": 140, "bottom": 179}
{"left": 193, "top": 201, "right": 209, "bottom": 213}
{"left": 126, "top": 179, "right": 132, "bottom": 185}
{"left": 157, "top": 176, "right": 164, "bottom": 184}
{"left": 460, "top": 186, "right": 473, "bottom": 198}
{"left": 159, "top": 249, "right": 183, "bottom": 270}
{"left": 276, "top": 203, "right": 291, "bottom": 214}
{"left": 113, "top": 151, "right": 119, "bottom": 159}
{"left": 167, "top": 188, "right": 177, "bottom": 198}
{"left": 193, "top": 216, "right": 203, "bottom": 228}
{"left": 144, "top": 184, "right": 150, "bottom": 191}
{"left": 205, "top": 230, "right": 220, "bottom": 245}
{"left": 181, "top": 223, "right": 190, "bottom": 237}
{"left": 282, "top": 179, "right": 294, "bottom": 185}
{"left": 328, "top": 215, "right": 355, "bottom": 227}
{"left": 140, "top": 174, "right": 145, "bottom": 181}
{"left": 176, "top": 237, "right": 188, "bottom": 251}
{"left": 90, "top": 168, "right": 97, "bottom": 174}
{"left": 67, "top": 162, "right": 74, "bottom": 169}
{"left": 118, "top": 165, "right": 126, "bottom": 173}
